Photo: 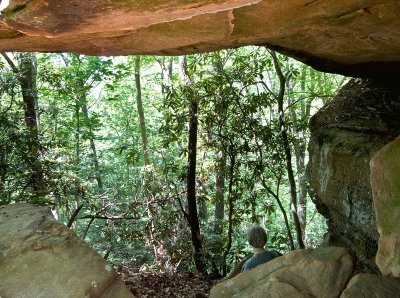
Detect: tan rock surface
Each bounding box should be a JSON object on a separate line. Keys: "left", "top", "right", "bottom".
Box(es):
{"left": 0, "top": 203, "right": 134, "bottom": 298}
{"left": 0, "top": 0, "right": 399, "bottom": 76}
{"left": 307, "top": 79, "right": 400, "bottom": 272}
{"left": 340, "top": 273, "right": 400, "bottom": 297}
{"left": 370, "top": 136, "right": 400, "bottom": 277}
{"left": 209, "top": 246, "right": 355, "bottom": 298}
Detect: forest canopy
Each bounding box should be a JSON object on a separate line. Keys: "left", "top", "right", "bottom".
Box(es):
{"left": 0, "top": 47, "right": 346, "bottom": 276}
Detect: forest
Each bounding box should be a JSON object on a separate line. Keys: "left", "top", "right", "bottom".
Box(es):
{"left": 0, "top": 47, "right": 346, "bottom": 295}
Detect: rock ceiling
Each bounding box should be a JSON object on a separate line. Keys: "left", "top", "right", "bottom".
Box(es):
{"left": 0, "top": 0, "right": 399, "bottom": 77}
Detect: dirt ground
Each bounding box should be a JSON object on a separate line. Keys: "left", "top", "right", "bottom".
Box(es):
{"left": 116, "top": 264, "right": 215, "bottom": 298}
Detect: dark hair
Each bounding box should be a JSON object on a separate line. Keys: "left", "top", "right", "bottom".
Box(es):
{"left": 247, "top": 225, "right": 268, "bottom": 248}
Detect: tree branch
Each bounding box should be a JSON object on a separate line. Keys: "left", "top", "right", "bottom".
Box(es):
{"left": 67, "top": 204, "right": 84, "bottom": 228}
{"left": 1, "top": 52, "right": 19, "bottom": 74}
{"left": 80, "top": 215, "right": 140, "bottom": 220}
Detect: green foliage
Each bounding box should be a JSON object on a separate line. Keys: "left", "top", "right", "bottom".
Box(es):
{"left": 0, "top": 48, "right": 347, "bottom": 274}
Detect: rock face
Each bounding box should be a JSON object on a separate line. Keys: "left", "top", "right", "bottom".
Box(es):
{"left": 0, "top": 0, "right": 400, "bottom": 77}
{"left": 307, "top": 79, "right": 400, "bottom": 271}
{"left": 340, "top": 273, "right": 400, "bottom": 297}
{"left": 370, "top": 137, "right": 400, "bottom": 277}
{"left": 210, "top": 246, "right": 355, "bottom": 298}
{"left": 0, "top": 203, "right": 134, "bottom": 298}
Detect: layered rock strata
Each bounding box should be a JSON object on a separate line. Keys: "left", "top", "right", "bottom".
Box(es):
{"left": 307, "top": 78, "right": 400, "bottom": 271}
{"left": 0, "top": 0, "right": 400, "bottom": 77}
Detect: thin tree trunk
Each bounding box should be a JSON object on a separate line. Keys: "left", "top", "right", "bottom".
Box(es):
{"left": 255, "top": 140, "right": 295, "bottom": 250}
{"left": 222, "top": 141, "right": 235, "bottom": 276}
{"left": 67, "top": 204, "right": 84, "bottom": 228}
{"left": 0, "top": 89, "right": 5, "bottom": 192}
{"left": 73, "top": 101, "right": 81, "bottom": 232}
{"left": 198, "top": 151, "right": 208, "bottom": 223}
{"left": 214, "top": 149, "right": 226, "bottom": 234}
{"left": 187, "top": 90, "right": 205, "bottom": 273}
{"left": 269, "top": 50, "right": 305, "bottom": 249}
{"left": 212, "top": 56, "right": 227, "bottom": 235}
{"left": 296, "top": 68, "right": 308, "bottom": 238}
{"left": 160, "top": 57, "right": 174, "bottom": 97}
{"left": 0, "top": 146, "right": 6, "bottom": 193}
{"left": 287, "top": 67, "right": 308, "bottom": 243}
{"left": 135, "top": 56, "right": 150, "bottom": 166}
{"left": 58, "top": 54, "right": 82, "bottom": 208}
{"left": 179, "top": 55, "right": 207, "bottom": 274}
{"left": 74, "top": 100, "right": 81, "bottom": 203}
{"left": 251, "top": 191, "right": 258, "bottom": 224}
{"left": 135, "top": 56, "right": 159, "bottom": 263}
{"left": 0, "top": 91, "right": 6, "bottom": 193}
{"left": 67, "top": 54, "right": 104, "bottom": 209}
{"left": 261, "top": 178, "right": 295, "bottom": 250}
{"left": 81, "top": 104, "right": 104, "bottom": 194}
{"left": 293, "top": 139, "right": 307, "bottom": 240}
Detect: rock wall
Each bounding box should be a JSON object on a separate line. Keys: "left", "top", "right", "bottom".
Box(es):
{"left": 307, "top": 78, "right": 400, "bottom": 271}
{"left": 0, "top": 203, "right": 134, "bottom": 298}
{"left": 370, "top": 136, "right": 400, "bottom": 277}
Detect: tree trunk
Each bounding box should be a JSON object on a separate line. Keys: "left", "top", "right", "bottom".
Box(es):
{"left": 72, "top": 100, "right": 81, "bottom": 232}
{"left": 222, "top": 141, "right": 235, "bottom": 276}
{"left": 269, "top": 50, "right": 305, "bottom": 249}
{"left": 179, "top": 55, "right": 207, "bottom": 274}
{"left": 160, "top": 57, "right": 174, "bottom": 97}
{"left": 296, "top": 68, "right": 309, "bottom": 238}
{"left": 212, "top": 56, "right": 227, "bottom": 235}
{"left": 187, "top": 96, "right": 206, "bottom": 273}
{"left": 135, "top": 56, "right": 150, "bottom": 166}
{"left": 19, "top": 54, "right": 44, "bottom": 195}
{"left": 198, "top": 151, "right": 209, "bottom": 223}
{"left": 255, "top": 138, "right": 295, "bottom": 250}
{"left": 293, "top": 139, "right": 307, "bottom": 240}
{"left": 287, "top": 66, "right": 309, "bottom": 243}
{"left": 134, "top": 56, "right": 160, "bottom": 263}
{"left": 81, "top": 104, "right": 104, "bottom": 194}
{"left": 214, "top": 149, "right": 226, "bottom": 234}
{"left": 74, "top": 100, "right": 81, "bottom": 203}
{"left": 0, "top": 145, "right": 6, "bottom": 193}
{"left": 2, "top": 53, "right": 45, "bottom": 199}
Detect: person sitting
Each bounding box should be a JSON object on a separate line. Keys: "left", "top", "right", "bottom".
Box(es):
{"left": 241, "top": 224, "right": 281, "bottom": 272}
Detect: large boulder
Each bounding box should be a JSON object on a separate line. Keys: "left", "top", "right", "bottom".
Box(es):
{"left": 370, "top": 136, "right": 400, "bottom": 277}
{"left": 0, "top": 0, "right": 399, "bottom": 77}
{"left": 340, "top": 273, "right": 400, "bottom": 297}
{"left": 209, "top": 246, "right": 355, "bottom": 298}
{"left": 0, "top": 203, "right": 134, "bottom": 298}
{"left": 307, "top": 79, "right": 400, "bottom": 271}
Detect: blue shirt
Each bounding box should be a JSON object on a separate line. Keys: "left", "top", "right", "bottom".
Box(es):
{"left": 241, "top": 250, "right": 281, "bottom": 272}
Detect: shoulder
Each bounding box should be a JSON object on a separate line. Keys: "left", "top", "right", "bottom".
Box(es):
{"left": 258, "top": 250, "right": 281, "bottom": 262}
{"left": 241, "top": 256, "right": 255, "bottom": 272}
{"left": 269, "top": 249, "right": 282, "bottom": 257}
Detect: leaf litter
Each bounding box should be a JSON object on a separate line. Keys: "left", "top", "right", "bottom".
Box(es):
{"left": 115, "top": 264, "right": 215, "bottom": 298}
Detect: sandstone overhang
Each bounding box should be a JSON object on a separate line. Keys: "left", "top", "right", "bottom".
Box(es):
{"left": 0, "top": 1, "right": 399, "bottom": 77}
